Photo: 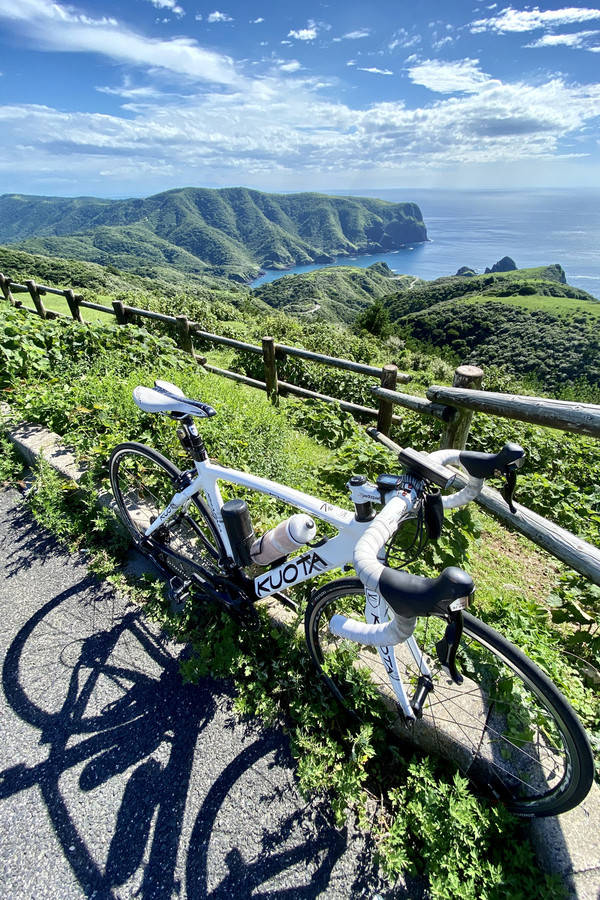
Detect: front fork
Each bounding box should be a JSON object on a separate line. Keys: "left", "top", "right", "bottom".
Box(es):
{"left": 364, "top": 589, "right": 428, "bottom": 722}
{"left": 364, "top": 590, "right": 463, "bottom": 722}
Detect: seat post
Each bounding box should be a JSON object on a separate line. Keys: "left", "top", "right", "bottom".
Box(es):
{"left": 177, "top": 415, "right": 208, "bottom": 462}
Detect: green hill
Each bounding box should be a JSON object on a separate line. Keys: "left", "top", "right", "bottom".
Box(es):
{"left": 0, "top": 244, "right": 261, "bottom": 310}
{"left": 0, "top": 188, "right": 427, "bottom": 283}
{"left": 253, "top": 261, "right": 414, "bottom": 323}
{"left": 381, "top": 265, "right": 600, "bottom": 392}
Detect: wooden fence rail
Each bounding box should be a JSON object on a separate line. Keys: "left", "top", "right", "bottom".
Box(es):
{"left": 426, "top": 384, "right": 600, "bottom": 438}
{"left": 371, "top": 386, "right": 452, "bottom": 422}
{"left": 2, "top": 271, "right": 599, "bottom": 586}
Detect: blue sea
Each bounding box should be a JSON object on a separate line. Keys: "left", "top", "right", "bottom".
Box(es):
{"left": 251, "top": 189, "right": 600, "bottom": 301}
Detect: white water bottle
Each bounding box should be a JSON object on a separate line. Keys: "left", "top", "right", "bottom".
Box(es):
{"left": 250, "top": 514, "right": 317, "bottom": 566}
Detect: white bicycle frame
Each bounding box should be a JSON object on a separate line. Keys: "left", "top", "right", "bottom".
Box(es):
{"left": 143, "top": 456, "right": 401, "bottom": 599}
{"left": 141, "top": 445, "right": 480, "bottom": 720}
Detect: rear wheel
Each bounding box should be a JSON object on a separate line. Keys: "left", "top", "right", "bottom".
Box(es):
{"left": 305, "top": 578, "right": 594, "bottom": 817}
{"left": 109, "top": 442, "right": 225, "bottom": 585}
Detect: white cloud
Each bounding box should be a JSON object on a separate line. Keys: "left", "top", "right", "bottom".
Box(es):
{"left": 0, "top": 0, "right": 599, "bottom": 191}
{"left": 207, "top": 10, "right": 232, "bottom": 23}
{"left": 432, "top": 35, "right": 454, "bottom": 50}
{"left": 389, "top": 29, "right": 421, "bottom": 51}
{"left": 288, "top": 21, "right": 317, "bottom": 40}
{"left": 0, "top": 0, "right": 238, "bottom": 85}
{"left": 471, "top": 6, "right": 600, "bottom": 33}
{"left": 526, "top": 29, "right": 600, "bottom": 49}
{"left": 357, "top": 67, "right": 393, "bottom": 75}
{"left": 97, "top": 81, "right": 167, "bottom": 100}
{"left": 409, "top": 59, "right": 494, "bottom": 93}
{"left": 1, "top": 74, "right": 600, "bottom": 192}
{"left": 250, "top": 17, "right": 264, "bottom": 24}
{"left": 346, "top": 59, "right": 356, "bottom": 66}
{"left": 146, "top": 0, "right": 185, "bottom": 16}
{"left": 279, "top": 60, "right": 301, "bottom": 72}
{"left": 334, "top": 29, "right": 370, "bottom": 41}
{"left": 0, "top": 0, "right": 118, "bottom": 27}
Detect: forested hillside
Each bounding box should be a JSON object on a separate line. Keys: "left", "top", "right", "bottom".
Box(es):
{"left": 2, "top": 242, "right": 598, "bottom": 394}
{"left": 0, "top": 244, "right": 255, "bottom": 306}
{"left": 254, "top": 261, "right": 414, "bottom": 322}
{"left": 0, "top": 188, "right": 426, "bottom": 283}
{"left": 380, "top": 265, "right": 600, "bottom": 393}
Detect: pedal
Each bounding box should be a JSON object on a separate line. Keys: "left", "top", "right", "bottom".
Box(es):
{"left": 168, "top": 576, "right": 191, "bottom": 614}
{"left": 234, "top": 602, "right": 261, "bottom": 631}
{"left": 215, "top": 588, "right": 261, "bottom": 631}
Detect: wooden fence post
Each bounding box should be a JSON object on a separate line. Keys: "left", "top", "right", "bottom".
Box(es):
{"left": 175, "top": 315, "right": 194, "bottom": 355}
{"left": 112, "top": 300, "right": 131, "bottom": 324}
{"left": 439, "top": 365, "right": 484, "bottom": 450}
{"left": 25, "top": 279, "right": 47, "bottom": 320}
{"left": 377, "top": 364, "right": 398, "bottom": 435}
{"left": 64, "top": 289, "right": 83, "bottom": 323}
{"left": 262, "top": 336, "right": 279, "bottom": 405}
{"left": 0, "top": 273, "right": 16, "bottom": 306}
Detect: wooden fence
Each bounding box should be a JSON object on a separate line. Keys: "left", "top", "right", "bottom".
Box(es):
{"left": 2, "top": 271, "right": 600, "bottom": 587}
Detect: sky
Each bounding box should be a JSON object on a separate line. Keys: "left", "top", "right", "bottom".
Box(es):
{"left": 0, "top": 1, "right": 600, "bottom": 197}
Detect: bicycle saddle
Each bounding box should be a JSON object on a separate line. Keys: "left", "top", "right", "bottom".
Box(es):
{"left": 133, "top": 381, "right": 217, "bottom": 418}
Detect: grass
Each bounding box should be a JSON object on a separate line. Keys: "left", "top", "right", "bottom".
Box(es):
{"left": 462, "top": 292, "right": 600, "bottom": 318}
{"left": 19, "top": 294, "right": 114, "bottom": 322}
{"left": 469, "top": 508, "right": 561, "bottom": 606}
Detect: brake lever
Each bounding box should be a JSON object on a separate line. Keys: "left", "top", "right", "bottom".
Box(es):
{"left": 502, "top": 468, "right": 518, "bottom": 514}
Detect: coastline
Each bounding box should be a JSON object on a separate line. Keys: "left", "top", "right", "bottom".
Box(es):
{"left": 249, "top": 240, "right": 430, "bottom": 288}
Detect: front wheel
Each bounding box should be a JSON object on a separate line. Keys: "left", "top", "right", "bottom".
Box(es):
{"left": 305, "top": 578, "right": 594, "bottom": 817}
{"left": 109, "top": 442, "right": 225, "bottom": 585}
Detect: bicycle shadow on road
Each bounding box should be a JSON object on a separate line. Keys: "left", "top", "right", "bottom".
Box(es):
{"left": 0, "top": 567, "right": 388, "bottom": 899}
{"left": 1, "top": 502, "right": 67, "bottom": 577}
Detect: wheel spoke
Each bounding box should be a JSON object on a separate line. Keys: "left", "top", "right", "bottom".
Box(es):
{"left": 110, "top": 445, "right": 224, "bottom": 587}
{"left": 306, "top": 580, "right": 592, "bottom": 816}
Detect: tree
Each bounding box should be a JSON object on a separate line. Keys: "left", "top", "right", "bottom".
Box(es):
{"left": 355, "top": 300, "right": 391, "bottom": 338}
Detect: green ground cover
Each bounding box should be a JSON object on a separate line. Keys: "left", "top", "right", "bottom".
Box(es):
{"left": 28, "top": 294, "right": 112, "bottom": 322}
{"left": 460, "top": 291, "right": 600, "bottom": 318}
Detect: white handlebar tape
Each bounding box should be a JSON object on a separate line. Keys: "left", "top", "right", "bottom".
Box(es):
{"left": 352, "top": 494, "right": 409, "bottom": 592}
{"left": 427, "top": 448, "right": 484, "bottom": 510}
{"left": 328, "top": 611, "right": 416, "bottom": 646}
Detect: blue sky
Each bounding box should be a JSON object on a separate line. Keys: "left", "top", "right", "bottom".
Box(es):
{"left": 1, "top": 1, "right": 599, "bottom": 196}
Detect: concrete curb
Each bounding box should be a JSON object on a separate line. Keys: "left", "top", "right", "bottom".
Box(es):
{"left": 2, "top": 409, "right": 599, "bottom": 897}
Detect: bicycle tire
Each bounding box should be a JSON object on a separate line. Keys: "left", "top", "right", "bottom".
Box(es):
{"left": 109, "top": 442, "right": 225, "bottom": 585}
{"left": 305, "top": 578, "right": 594, "bottom": 817}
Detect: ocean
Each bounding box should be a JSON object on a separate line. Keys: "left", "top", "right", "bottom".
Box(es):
{"left": 251, "top": 188, "right": 600, "bottom": 301}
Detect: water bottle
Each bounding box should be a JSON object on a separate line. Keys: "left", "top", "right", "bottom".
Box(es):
{"left": 250, "top": 514, "right": 317, "bottom": 566}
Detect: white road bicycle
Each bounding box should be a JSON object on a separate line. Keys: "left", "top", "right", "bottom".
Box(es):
{"left": 109, "top": 380, "right": 594, "bottom": 818}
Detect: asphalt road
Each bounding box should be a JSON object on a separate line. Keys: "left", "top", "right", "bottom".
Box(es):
{"left": 0, "top": 488, "right": 409, "bottom": 900}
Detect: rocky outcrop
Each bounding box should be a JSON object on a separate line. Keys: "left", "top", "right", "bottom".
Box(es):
{"left": 485, "top": 256, "right": 517, "bottom": 274}
{"left": 541, "top": 263, "right": 567, "bottom": 284}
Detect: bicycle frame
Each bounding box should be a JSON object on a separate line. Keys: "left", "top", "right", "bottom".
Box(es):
{"left": 140, "top": 453, "right": 431, "bottom": 718}
{"left": 143, "top": 456, "right": 414, "bottom": 600}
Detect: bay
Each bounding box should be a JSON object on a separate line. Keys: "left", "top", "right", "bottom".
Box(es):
{"left": 251, "top": 188, "right": 600, "bottom": 301}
